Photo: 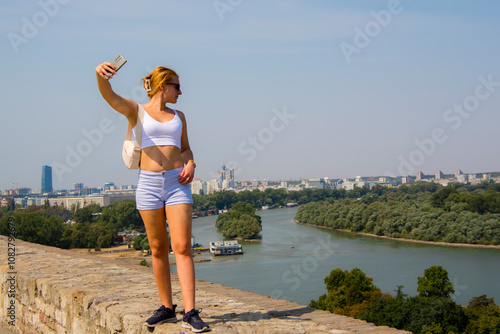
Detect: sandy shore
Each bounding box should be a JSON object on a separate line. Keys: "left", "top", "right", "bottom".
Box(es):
{"left": 295, "top": 220, "right": 500, "bottom": 250}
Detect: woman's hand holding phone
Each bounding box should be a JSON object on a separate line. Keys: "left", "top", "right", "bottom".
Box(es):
{"left": 96, "top": 62, "right": 117, "bottom": 80}
{"left": 96, "top": 55, "right": 127, "bottom": 80}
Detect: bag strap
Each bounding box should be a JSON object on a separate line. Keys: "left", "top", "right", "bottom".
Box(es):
{"left": 125, "top": 104, "right": 145, "bottom": 146}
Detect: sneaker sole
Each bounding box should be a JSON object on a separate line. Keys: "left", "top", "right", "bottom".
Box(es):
{"left": 144, "top": 317, "right": 178, "bottom": 327}
{"left": 181, "top": 322, "right": 211, "bottom": 332}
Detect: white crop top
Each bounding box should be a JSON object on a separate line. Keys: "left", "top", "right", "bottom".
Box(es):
{"left": 133, "top": 105, "right": 182, "bottom": 149}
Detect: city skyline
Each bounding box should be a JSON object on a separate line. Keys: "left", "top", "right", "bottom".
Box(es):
{"left": 2, "top": 1, "right": 500, "bottom": 190}
{"left": 2, "top": 164, "right": 498, "bottom": 194}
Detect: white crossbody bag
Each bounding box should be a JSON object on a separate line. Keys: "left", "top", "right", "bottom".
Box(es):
{"left": 122, "top": 105, "right": 145, "bottom": 169}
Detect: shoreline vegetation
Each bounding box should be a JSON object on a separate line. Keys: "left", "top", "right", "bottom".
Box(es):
{"left": 294, "top": 220, "right": 500, "bottom": 250}
{"left": 293, "top": 182, "right": 500, "bottom": 248}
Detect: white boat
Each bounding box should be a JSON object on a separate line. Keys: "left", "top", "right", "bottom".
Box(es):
{"left": 209, "top": 240, "right": 244, "bottom": 256}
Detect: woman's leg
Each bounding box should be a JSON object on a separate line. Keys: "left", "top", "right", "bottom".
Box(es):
{"left": 165, "top": 203, "right": 195, "bottom": 311}
{"left": 139, "top": 208, "right": 174, "bottom": 309}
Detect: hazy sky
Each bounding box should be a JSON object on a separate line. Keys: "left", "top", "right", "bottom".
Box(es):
{"left": 1, "top": 0, "right": 499, "bottom": 191}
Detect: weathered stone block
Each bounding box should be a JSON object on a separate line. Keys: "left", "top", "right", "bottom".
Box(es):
{"left": 54, "top": 308, "right": 66, "bottom": 328}
{"left": 122, "top": 313, "right": 144, "bottom": 334}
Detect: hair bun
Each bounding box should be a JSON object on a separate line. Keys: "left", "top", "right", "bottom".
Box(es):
{"left": 142, "top": 67, "right": 178, "bottom": 98}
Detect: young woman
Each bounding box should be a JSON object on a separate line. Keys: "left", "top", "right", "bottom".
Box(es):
{"left": 95, "top": 62, "right": 210, "bottom": 332}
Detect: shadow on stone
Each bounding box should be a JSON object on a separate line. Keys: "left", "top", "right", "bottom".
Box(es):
{"left": 208, "top": 307, "right": 316, "bottom": 324}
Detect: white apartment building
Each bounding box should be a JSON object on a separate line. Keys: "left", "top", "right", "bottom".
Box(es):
{"left": 207, "top": 179, "right": 221, "bottom": 194}
{"left": 191, "top": 179, "right": 207, "bottom": 195}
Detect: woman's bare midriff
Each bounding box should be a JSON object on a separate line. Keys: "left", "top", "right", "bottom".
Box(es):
{"left": 139, "top": 145, "right": 184, "bottom": 172}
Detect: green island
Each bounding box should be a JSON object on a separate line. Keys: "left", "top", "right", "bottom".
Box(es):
{"left": 310, "top": 265, "right": 500, "bottom": 334}
{"left": 294, "top": 182, "right": 500, "bottom": 246}
{"left": 215, "top": 201, "right": 262, "bottom": 239}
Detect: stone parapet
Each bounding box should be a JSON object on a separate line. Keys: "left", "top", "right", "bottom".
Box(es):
{"left": 0, "top": 236, "right": 410, "bottom": 333}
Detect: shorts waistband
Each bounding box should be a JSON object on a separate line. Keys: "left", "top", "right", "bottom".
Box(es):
{"left": 138, "top": 167, "right": 183, "bottom": 177}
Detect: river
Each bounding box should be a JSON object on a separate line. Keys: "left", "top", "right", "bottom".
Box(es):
{"left": 172, "top": 207, "right": 500, "bottom": 306}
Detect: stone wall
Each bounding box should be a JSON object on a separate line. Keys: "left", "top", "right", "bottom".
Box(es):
{"left": 0, "top": 236, "right": 410, "bottom": 333}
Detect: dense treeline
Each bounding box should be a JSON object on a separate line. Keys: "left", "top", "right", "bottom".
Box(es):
{"left": 215, "top": 202, "right": 262, "bottom": 239}
{"left": 193, "top": 187, "right": 359, "bottom": 212}
{"left": 0, "top": 200, "right": 143, "bottom": 249}
{"left": 295, "top": 182, "right": 500, "bottom": 245}
{"left": 310, "top": 266, "right": 500, "bottom": 333}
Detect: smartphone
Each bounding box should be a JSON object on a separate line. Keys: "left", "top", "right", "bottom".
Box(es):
{"left": 106, "top": 54, "right": 127, "bottom": 77}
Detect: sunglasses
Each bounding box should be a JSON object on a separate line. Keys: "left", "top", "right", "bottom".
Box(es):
{"left": 165, "top": 83, "right": 181, "bottom": 91}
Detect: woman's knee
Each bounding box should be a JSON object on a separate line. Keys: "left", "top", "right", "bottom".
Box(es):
{"left": 149, "top": 239, "right": 169, "bottom": 257}
{"left": 171, "top": 241, "right": 191, "bottom": 256}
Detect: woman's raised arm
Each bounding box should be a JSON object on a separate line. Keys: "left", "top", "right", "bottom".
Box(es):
{"left": 95, "top": 62, "right": 137, "bottom": 121}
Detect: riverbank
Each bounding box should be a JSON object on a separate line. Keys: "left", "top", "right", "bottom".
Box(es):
{"left": 294, "top": 220, "right": 500, "bottom": 250}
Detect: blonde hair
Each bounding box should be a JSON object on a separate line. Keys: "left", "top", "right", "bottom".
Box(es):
{"left": 141, "top": 67, "right": 179, "bottom": 98}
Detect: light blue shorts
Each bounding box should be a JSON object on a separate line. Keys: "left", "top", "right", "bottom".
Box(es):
{"left": 135, "top": 167, "right": 193, "bottom": 210}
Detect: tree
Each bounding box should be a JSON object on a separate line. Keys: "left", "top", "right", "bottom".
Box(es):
{"left": 107, "top": 200, "right": 143, "bottom": 230}
{"left": 231, "top": 201, "right": 255, "bottom": 214}
{"left": 310, "top": 267, "right": 380, "bottom": 317}
{"left": 73, "top": 206, "right": 94, "bottom": 224}
{"left": 133, "top": 234, "right": 147, "bottom": 250}
{"left": 215, "top": 201, "right": 262, "bottom": 239}
{"left": 465, "top": 295, "right": 500, "bottom": 333}
{"left": 361, "top": 267, "right": 468, "bottom": 334}
{"left": 468, "top": 295, "right": 496, "bottom": 309}
{"left": 417, "top": 266, "right": 455, "bottom": 298}
{"left": 140, "top": 237, "right": 150, "bottom": 251}
{"left": 432, "top": 187, "right": 458, "bottom": 209}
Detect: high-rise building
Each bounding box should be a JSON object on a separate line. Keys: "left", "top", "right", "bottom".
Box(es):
{"left": 416, "top": 171, "right": 424, "bottom": 180}
{"left": 218, "top": 165, "right": 234, "bottom": 183}
{"left": 41, "top": 165, "right": 53, "bottom": 194}
{"left": 435, "top": 170, "right": 444, "bottom": 180}
{"left": 218, "top": 165, "right": 235, "bottom": 189}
